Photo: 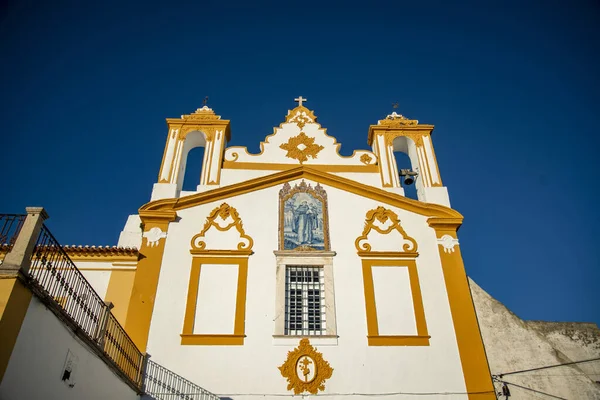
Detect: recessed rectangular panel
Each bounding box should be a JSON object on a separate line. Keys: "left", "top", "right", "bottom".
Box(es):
{"left": 194, "top": 264, "right": 238, "bottom": 334}
{"left": 372, "top": 266, "right": 417, "bottom": 335}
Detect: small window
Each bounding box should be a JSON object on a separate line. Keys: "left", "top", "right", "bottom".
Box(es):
{"left": 285, "top": 266, "right": 326, "bottom": 335}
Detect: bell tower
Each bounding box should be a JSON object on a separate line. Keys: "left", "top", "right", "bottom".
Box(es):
{"left": 151, "top": 106, "right": 231, "bottom": 201}
{"left": 368, "top": 112, "right": 451, "bottom": 206}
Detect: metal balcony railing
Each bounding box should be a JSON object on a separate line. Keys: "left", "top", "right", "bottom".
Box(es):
{"left": 1, "top": 213, "right": 219, "bottom": 398}
{"left": 143, "top": 359, "right": 220, "bottom": 400}
{"left": 28, "top": 224, "right": 144, "bottom": 389}
{"left": 0, "top": 214, "right": 26, "bottom": 249}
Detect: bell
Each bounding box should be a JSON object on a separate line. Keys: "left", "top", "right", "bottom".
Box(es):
{"left": 403, "top": 175, "right": 414, "bottom": 186}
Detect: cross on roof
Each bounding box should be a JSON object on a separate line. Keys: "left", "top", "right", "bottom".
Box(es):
{"left": 294, "top": 96, "right": 307, "bottom": 107}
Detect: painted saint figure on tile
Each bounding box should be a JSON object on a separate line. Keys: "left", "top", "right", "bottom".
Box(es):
{"left": 279, "top": 181, "right": 330, "bottom": 251}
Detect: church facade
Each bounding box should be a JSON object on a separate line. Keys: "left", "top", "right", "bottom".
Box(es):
{"left": 3, "top": 99, "right": 599, "bottom": 399}
{"left": 86, "top": 99, "right": 495, "bottom": 399}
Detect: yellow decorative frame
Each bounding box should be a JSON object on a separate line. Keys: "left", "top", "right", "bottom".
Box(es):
{"left": 355, "top": 206, "right": 418, "bottom": 257}
{"left": 361, "top": 258, "right": 429, "bottom": 346}
{"left": 190, "top": 203, "right": 254, "bottom": 253}
{"left": 181, "top": 256, "right": 248, "bottom": 345}
{"left": 278, "top": 338, "right": 334, "bottom": 394}
{"left": 181, "top": 203, "right": 253, "bottom": 345}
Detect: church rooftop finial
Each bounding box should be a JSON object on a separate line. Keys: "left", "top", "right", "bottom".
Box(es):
{"left": 294, "top": 96, "right": 307, "bottom": 107}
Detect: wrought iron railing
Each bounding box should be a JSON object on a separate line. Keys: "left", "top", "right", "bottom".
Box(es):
{"left": 3, "top": 217, "right": 218, "bottom": 397}
{"left": 103, "top": 312, "right": 145, "bottom": 385}
{"left": 28, "top": 224, "right": 144, "bottom": 390}
{"left": 0, "top": 214, "right": 26, "bottom": 248}
{"left": 143, "top": 359, "right": 220, "bottom": 400}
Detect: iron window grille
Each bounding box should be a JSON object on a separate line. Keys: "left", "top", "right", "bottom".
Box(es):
{"left": 284, "top": 266, "right": 326, "bottom": 335}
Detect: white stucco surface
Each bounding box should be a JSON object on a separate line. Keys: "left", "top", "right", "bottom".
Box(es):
{"left": 117, "top": 214, "right": 142, "bottom": 248}
{"left": 372, "top": 266, "right": 417, "bottom": 336}
{"left": 75, "top": 263, "right": 112, "bottom": 299}
{"left": 194, "top": 263, "right": 238, "bottom": 334}
{"left": 0, "top": 296, "right": 139, "bottom": 400}
{"left": 145, "top": 179, "right": 468, "bottom": 399}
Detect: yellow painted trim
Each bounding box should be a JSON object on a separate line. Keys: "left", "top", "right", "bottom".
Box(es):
{"left": 367, "top": 124, "right": 435, "bottom": 147}
{"left": 157, "top": 128, "right": 177, "bottom": 182}
{"left": 367, "top": 335, "right": 430, "bottom": 346}
{"left": 66, "top": 254, "right": 138, "bottom": 263}
{"left": 215, "top": 130, "right": 227, "bottom": 185}
{"left": 426, "top": 137, "right": 444, "bottom": 187}
{"left": 222, "top": 161, "right": 378, "bottom": 173}
{"left": 105, "top": 269, "right": 136, "bottom": 325}
{"left": 124, "top": 213, "right": 176, "bottom": 352}
{"left": 190, "top": 249, "right": 253, "bottom": 256}
{"left": 180, "top": 334, "right": 245, "bottom": 345}
{"left": 427, "top": 218, "right": 495, "bottom": 399}
{"left": 140, "top": 166, "right": 462, "bottom": 220}
{"left": 357, "top": 251, "right": 419, "bottom": 258}
{"left": 361, "top": 259, "right": 429, "bottom": 346}
{"left": 181, "top": 256, "right": 248, "bottom": 346}
{"left": 0, "top": 275, "right": 33, "bottom": 382}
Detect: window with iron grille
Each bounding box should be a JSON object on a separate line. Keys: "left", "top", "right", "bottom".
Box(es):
{"left": 285, "top": 266, "right": 326, "bottom": 335}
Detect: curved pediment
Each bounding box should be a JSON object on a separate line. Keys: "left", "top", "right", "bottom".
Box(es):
{"left": 223, "top": 105, "right": 376, "bottom": 167}
{"left": 355, "top": 206, "right": 418, "bottom": 256}
{"left": 190, "top": 203, "right": 253, "bottom": 254}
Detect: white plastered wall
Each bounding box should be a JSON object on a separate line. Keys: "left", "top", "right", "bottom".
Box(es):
{"left": 220, "top": 168, "right": 382, "bottom": 190}
{"left": 0, "top": 295, "right": 139, "bottom": 400}
{"left": 74, "top": 261, "right": 113, "bottom": 299}
{"left": 145, "top": 178, "right": 469, "bottom": 399}
{"left": 372, "top": 266, "right": 417, "bottom": 335}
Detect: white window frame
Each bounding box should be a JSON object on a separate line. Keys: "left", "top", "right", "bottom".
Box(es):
{"left": 273, "top": 251, "right": 337, "bottom": 345}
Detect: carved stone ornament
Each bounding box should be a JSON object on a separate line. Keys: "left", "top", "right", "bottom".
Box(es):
{"left": 360, "top": 153, "right": 373, "bottom": 164}
{"left": 278, "top": 338, "right": 333, "bottom": 395}
{"left": 285, "top": 106, "right": 317, "bottom": 129}
{"left": 438, "top": 234, "right": 459, "bottom": 253}
{"left": 384, "top": 131, "right": 424, "bottom": 147}
{"left": 191, "top": 203, "right": 253, "bottom": 251}
{"left": 377, "top": 111, "right": 419, "bottom": 127}
{"left": 180, "top": 106, "right": 222, "bottom": 121}
{"left": 279, "top": 132, "right": 324, "bottom": 164}
{"left": 143, "top": 227, "right": 167, "bottom": 248}
{"left": 355, "top": 206, "right": 418, "bottom": 253}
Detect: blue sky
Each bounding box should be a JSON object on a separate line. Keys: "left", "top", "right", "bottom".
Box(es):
{"left": 1, "top": 1, "right": 598, "bottom": 325}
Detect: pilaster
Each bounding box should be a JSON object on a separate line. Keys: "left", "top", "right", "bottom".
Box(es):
{"left": 1, "top": 207, "right": 49, "bottom": 275}
{"left": 124, "top": 209, "right": 177, "bottom": 351}
{"left": 427, "top": 217, "right": 496, "bottom": 399}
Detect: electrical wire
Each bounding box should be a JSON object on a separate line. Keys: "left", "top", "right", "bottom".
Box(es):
{"left": 494, "top": 378, "right": 567, "bottom": 400}
{"left": 215, "top": 390, "right": 497, "bottom": 397}
{"left": 494, "top": 356, "right": 600, "bottom": 377}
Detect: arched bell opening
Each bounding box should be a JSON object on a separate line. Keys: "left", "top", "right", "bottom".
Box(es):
{"left": 392, "top": 136, "right": 424, "bottom": 201}
{"left": 176, "top": 130, "right": 208, "bottom": 193}
{"left": 182, "top": 147, "right": 206, "bottom": 192}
